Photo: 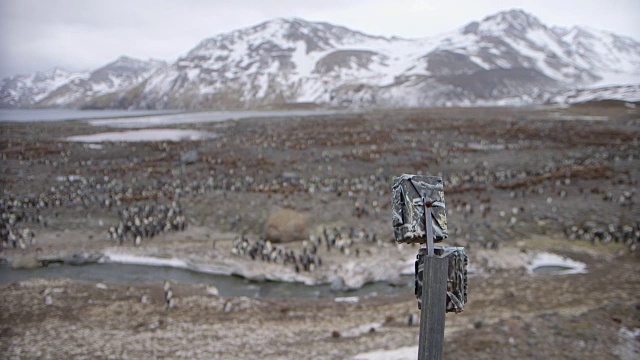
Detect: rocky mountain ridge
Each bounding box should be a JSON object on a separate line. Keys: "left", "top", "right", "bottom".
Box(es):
{"left": 1, "top": 56, "right": 166, "bottom": 108}
{"left": 2, "top": 9, "right": 639, "bottom": 109}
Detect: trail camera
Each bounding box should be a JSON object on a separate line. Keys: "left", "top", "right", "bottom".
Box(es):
{"left": 392, "top": 174, "right": 448, "bottom": 244}
{"left": 394, "top": 174, "right": 467, "bottom": 358}
{"left": 415, "top": 246, "right": 468, "bottom": 313}
{"left": 392, "top": 174, "right": 467, "bottom": 313}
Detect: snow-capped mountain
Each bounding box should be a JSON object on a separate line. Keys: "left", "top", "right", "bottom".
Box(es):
{"left": 120, "top": 18, "right": 397, "bottom": 109}
{"left": 1, "top": 56, "right": 166, "bottom": 108}
{"left": 0, "top": 68, "right": 89, "bottom": 108}
{"left": 2, "top": 9, "right": 639, "bottom": 109}
{"left": 38, "top": 56, "right": 167, "bottom": 108}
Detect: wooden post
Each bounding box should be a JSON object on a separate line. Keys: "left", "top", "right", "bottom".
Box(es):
{"left": 424, "top": 199, "right": 435, "bottom": 257}
{"left": 417, "top": 255, "right": 448, "bottom": 360}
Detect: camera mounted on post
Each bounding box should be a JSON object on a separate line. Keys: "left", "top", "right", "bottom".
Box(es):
{"left": 392, "top": 174, "right": 468, "bottom": 313}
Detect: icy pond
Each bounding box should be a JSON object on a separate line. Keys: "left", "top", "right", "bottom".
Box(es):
{"left": 65, "top": 129, "right": 218, "bottom": 142}
{"left": 0, "top": 109, "right": 176, "bottom": 123}
{"left": 0, "top": 262, "right": 413, "bottom": 300}
{"left": 3, "top": 109, "right": 351, "bottom": 143}
{"left": 0, "top": 109, "right": 349, "bottom": 127}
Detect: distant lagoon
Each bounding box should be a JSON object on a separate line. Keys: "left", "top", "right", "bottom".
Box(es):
{"left": 0, "top": 108, "right": 348, "bottom": 127}
{"left": 0, "top": 109, "right": 176, "bottom": 123}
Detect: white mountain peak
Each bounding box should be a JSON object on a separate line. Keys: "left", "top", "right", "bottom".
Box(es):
{"left": 2, "top": 9, "right": 639, "bottom": 109}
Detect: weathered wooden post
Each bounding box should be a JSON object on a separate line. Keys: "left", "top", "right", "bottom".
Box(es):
{"left": 418, "top": 256, "right": 448, "bottom": 358}
{"left": 392, "top": 175, "right": 468, "bottom": 360}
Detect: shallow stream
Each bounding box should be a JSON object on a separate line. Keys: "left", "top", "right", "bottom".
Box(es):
{"left": 0, "top": 262, "right": 413, "bottom": 300}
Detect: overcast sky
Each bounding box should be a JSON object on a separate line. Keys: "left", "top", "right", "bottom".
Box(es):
{"left": 1, "top": 0, "right": 639, "bottom": 78}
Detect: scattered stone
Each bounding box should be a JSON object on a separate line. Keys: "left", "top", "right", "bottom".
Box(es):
{"left": 96, "top": 283, "right": 108, "bottom": 290}
{"left": 10, "top": 255, "right": 41, "bottom": 269}
{"left": 334, "top": 296, "right": 359, "bottom": 303}
{"left": 205, "top": 286, "right": 219, "bottom": 297}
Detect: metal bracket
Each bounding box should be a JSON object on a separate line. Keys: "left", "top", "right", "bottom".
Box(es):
{"left": 423, "top": 197, "right": 435, "bottom": 257}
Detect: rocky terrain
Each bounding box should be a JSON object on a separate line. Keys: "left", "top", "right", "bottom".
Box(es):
{"left": 2, "top": 9, "right": 640, "bottom": 109}
{"left": 0, "top": 104, "right": 638, "bottom": 359}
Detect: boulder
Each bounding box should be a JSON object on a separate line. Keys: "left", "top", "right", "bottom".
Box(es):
{"left": 205, "top": 286, "right": 220, "bottom": 297}
{"left": 10, "top": 255, "right": 41, "bottom": 269}
{"left": 264, "top": 209, "right": 307, "bottom": 243}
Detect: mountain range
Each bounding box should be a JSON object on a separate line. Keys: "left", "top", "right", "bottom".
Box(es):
{"left": 2, "top": 9, "right": 639, "bottom": 109}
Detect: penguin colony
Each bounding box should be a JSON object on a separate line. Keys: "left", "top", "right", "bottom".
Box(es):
{"left": 107, "top": 202, "right": 187, "bottom": 246}
{"left": 0, "top": 173, "right": 192, "bottom": 250}
{"left": 231, "top": 226, "right": 380, "bottom": 273}
{"left": 1, "top": 197, "right": 41, "bottom": 250}
{"left": 564, "top": 221, "right": 640, "bottom": 252}
{"left": 2, "top": 160, "right": 638, "bottom": 253}
{"left": 2, "top": 119, "right": 638, "bottom": 255}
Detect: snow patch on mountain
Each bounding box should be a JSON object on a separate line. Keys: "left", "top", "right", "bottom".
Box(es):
{"left": 552, "top": 84, "right": 640, "bottom": 104}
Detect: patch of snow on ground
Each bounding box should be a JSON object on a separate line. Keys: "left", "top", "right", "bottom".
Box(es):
{"left": 527, "top": 252, "right": 587, "bottom": 275}
{"left": 65, "top": 129, "right": 217, "bottom": 142}
{"left": 100, "top": 252, "right": 190, "bottom": 269}
{"left": 613, "top": 327, "right": 640, "bottom": 360}
{"left": 548, "top": 113, "right": 609, "bottom": 121}
{"left": 334, "top": 296, "right": 359, "bottom": 303}
{"left": 467, "top": 142, "right": 506, "bottom": 151}
{"left": 400, "top": 257, "right": 415, "bottom": 276}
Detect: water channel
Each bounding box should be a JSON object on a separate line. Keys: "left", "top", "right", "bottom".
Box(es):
{"left": 0, "top": 262, "right": 413, "bottom": 300}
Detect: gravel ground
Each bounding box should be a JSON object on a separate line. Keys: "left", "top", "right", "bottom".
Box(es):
{"left": 1, "top": 105, "right": 639, "bottom": 359}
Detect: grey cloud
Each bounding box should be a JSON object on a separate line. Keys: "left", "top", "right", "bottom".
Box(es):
{"left": 1, "top": 0, "right": 639, "bottom": 78}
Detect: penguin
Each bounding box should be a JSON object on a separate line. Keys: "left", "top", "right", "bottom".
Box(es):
{"left": 223, "top": 300, "right": 233, "bottom": 313}
{"left": 408, "top": 313, "right": 418, "bottom": 326}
